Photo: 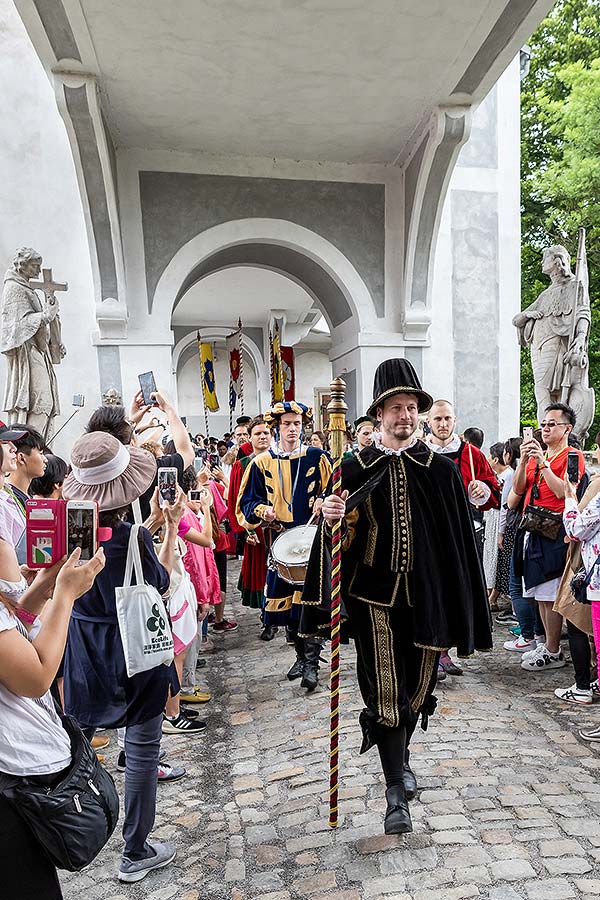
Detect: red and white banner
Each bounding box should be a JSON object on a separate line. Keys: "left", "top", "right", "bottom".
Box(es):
{"left": 281, "top": 346, "right": 295, "bottom": 401}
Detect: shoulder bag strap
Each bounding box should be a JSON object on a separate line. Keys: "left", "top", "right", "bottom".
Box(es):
{"left": 123, "top": 525, "right": 139, "bottom": 587}
{"left": 130, "top": 524, "right": 146, "bottom": 587}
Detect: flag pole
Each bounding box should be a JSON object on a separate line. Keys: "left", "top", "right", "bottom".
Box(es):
{"left": 238, "top": 318, "right": 245, "bottom": 415}
{"left": 326, "top": 376, "right": 347, "bottom": 828}
{"left": 197, "top": 331, "right": 210, "bottom": 440}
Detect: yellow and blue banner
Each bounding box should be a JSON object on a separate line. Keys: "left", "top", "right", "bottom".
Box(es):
{"left": 197, "top": 334, "right": 220, "bottom": 412}
{"left": 271, "top": 322, "right": 284, "bottom": 403}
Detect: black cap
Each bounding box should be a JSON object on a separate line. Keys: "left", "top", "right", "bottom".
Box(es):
{"left": 367, "top": 359, "right": 433, "bottom": 417}
{"left": 0, "top": 423, "right": 28, "bottom": 442}
{"left": 236, "top": 416, "right": 252, "bottom": 426}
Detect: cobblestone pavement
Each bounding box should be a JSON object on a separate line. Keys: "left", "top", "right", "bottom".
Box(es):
{"left": 62, "top": 564, "right": 600, "bottom": 900}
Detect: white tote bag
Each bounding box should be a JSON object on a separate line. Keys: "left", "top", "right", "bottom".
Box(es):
{"left": 165, "top": 538, "right": 198, "bottom": 655}
{"left": 115, "top": 525, "right": 174, "bottom": 677}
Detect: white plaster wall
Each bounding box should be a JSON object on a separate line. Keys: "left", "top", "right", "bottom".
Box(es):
{"left": 294, "top": 351, "right": 333, "bottom": 411}
{"left": 426, "top": 57, "right": 521, "bottom": 445}
{"left": 176, "top": 349, "right": 258, "bottom": 439}
{"left": 0, "top": 0, "right": 97, "bottom": 458}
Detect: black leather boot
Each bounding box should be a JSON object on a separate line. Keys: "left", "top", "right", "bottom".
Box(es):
{"left": 403, "top": 748, "right": 418, "bottom": 801}
{"left": 300, "top": 638, "right": 321, "bottom": 691}
{"left": 384, "top": 784, "right": 413, "bottom": 834}
{"left": 287, "top": 637, "right": 306, "bottom": 680}
{"left": 260, "top": 624, "right": 278, "bottom": 641}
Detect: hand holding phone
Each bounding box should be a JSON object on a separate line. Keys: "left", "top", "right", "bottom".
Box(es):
{"left": 522, "top": 426, "right": 533, "bottom": 442}
{"left": 66, "top": 501, "right": 98, "bottom": 562}
{"left": 158, "top": 467, "right": 178, "bottom": 508}
{"left": 138, "top": 371, "right": 158, "bottom": 407}
{"left": 567, "top": 450, "right": 580, "bottom": 484}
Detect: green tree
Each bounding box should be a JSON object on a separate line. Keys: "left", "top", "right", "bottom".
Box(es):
{"left": 521, "top": 0, "right": 600, "bottom": 442}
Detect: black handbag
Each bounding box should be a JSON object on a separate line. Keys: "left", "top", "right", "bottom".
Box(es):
{"left": 519, "top": 504, "right": 563, "bottom": 541}
{"left": 570, "top": 552, "right": 600, "bottom": 605}
{"left": 2, "top": 715, "right": 119, "bottom": 871}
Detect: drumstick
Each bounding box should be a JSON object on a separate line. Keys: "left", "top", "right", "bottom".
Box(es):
{"left": 326, "top": 377, "right": 347, "bottom": 829}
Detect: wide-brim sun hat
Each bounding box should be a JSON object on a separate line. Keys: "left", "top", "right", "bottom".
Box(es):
{"left": 63, "top": 432, "right": 157, "bottom": 511}
{"left": 367, "top": 358, "right": 433, "bottom": 417}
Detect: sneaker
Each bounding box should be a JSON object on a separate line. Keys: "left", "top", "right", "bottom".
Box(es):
{"left": 198, "top": 637, "right": 215, "bottom": 653}
{"left": 91, "top": 734, "right": 110, "bottom": 750}
{"left": 591, "top": 679, "right": 600, "bottom": 699}
{"left": 521, "top": 644, "right": 565, "bottom": 671}
{"left": 504, "top": 636, "right": 536, "bottom": 652}
{"left": 579, "top": 724, "right": 600, "bottom": 742}
{"left": 162, "top": 713, "right": 207, "bottom": 734}
{"left": 495, "top": 611, "right": 519, "bottom": 625}
{"left": 179, "top": 706, "right": 200, "bottom": 719}
{"left": 179, "top": 687, "right": 211, "bottom": 703}
{"left": 508, "top": 625, "right": 522, "bottom": 637}
{"left": 196, "top": 657, "right": 207, "bottom": 669}
{"left": 157, "top": 762, "right": 186, "bottom": 782}
{"left": 118, "top": 840, "right": 177, "bottom": 882}
{"left": 212, "top": 619, "right": 238, "bottom": 633}
{"left": 117, "top": 749, "right": 166, "bottom": 772}
{"left": 522, "top": 640, "right": 545, "bottom": 660}
{"left": 436, "top": 664, "right": 447, "bottom": 682}
{"left": 554, "top": 684, "right": 593, "bottom": 705}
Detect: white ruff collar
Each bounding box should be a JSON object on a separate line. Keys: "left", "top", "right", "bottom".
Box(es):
{"left": 372, "top": 432, "right": 418, "bottom": 457}
{"left": 270, "top": 439, "right": 306, "bottom": 459}
{"left": 426, "top": 433, "right": 461, "bottom": 454}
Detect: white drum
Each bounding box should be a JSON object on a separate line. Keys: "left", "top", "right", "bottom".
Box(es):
{"left": 270, "top": 524, "right": 318, "bottom": 586}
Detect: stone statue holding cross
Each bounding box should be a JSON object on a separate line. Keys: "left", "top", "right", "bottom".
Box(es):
{"left": 0, "top": 247, "right": 67, "bottom": 440}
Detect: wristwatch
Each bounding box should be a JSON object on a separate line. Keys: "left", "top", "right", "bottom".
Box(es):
{"left": 542, "top": 460, "right": 551, "bottom": 470}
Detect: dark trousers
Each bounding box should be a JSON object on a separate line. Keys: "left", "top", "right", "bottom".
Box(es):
{"left": 83, "top": 713, "right": 162, "bottom": 859}
{"left": 0, "top": 793, "right": 63, "bottom": 899}
{"left": 509, "top": 556, "right": 544, "bottom": 641}
{"left": 345, "top": 591, "right": 439, "bottom": 753}
{"left": 123, "top": 713, "right": 163, "bottom": 859}
{"left": 567, "top": 619, "right": 592, "bottom": 691}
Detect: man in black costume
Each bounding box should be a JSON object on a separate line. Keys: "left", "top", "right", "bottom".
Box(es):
{"left": 299, "top": 359, "right": 492, "bottom": 835}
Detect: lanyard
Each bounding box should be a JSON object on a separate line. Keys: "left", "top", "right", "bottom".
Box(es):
{"left": 3, "top": 485, "right": 26, "bottom": 517}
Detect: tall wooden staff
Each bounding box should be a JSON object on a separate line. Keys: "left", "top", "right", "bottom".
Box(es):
{"left": 326, "top": 377, "right": 347, "bottom": 828}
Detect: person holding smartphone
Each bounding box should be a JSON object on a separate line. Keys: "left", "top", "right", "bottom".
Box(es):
{"left": 508, "top": 402, "right": 586, "bottom": 673}
{"left": 0, "top": 542, "right": 105, "bottom": 900}
{"left": 61, "top": 432, "right": 187, "bottom": 883}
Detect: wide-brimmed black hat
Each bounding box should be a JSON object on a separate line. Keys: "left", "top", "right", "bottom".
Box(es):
{"left": 367, "top": 358, "right": 433, "bottom": 417}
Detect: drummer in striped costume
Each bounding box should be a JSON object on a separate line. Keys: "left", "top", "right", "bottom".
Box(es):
{"left": 237, "top": 401, "right": 331, "bottom": 690}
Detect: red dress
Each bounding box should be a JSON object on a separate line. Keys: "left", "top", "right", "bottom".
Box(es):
{"left": 229, "top": 450, "right": 267, "bottom": 610}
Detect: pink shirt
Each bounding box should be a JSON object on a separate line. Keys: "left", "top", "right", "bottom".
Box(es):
{"left": 179, "top": 507, "right": 221, "bottom": 606}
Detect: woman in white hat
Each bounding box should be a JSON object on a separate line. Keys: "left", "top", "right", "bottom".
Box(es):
{"left": 62, "top": 431, "right": 186, "bottom": 883}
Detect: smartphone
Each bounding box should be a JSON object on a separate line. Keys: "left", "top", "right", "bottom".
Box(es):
{"left": 209, "top": 453, "right": 221, "bottom": 469}
{"left": 138, "top": 371, "right": 157, "bottom": 406}
{"left": 567, "top": 450, "right": 580, "bottom": 484}
{"left": 72, "top": 393, "right": 85, "bottom": 407}
{"left": 523, "top": 426, "right": 533, "bottom": 441}
{"left": 188, "top": 490, "right": 204, "bottom": 502}
{"left": 196, "top": 449, "right": 208, "bottom": 464}
{"left": 66, "top": 500, "right": 98, "bottom": 561}
{"left": 158, "top": 467, "right": 178, "bottom": 507}
{"left": 26, "top": 499, "right": 66, "bottom": 568}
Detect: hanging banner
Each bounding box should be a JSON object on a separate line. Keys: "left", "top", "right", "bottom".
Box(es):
{"left": 226, "top": 328, "right": 242, "bottom": 410}
{"left": 198, "top": 337, "right": 219, "bottom": 412}
{"left": 271, "top": 322, "right": 284, "bottom": 402}
{"left": 281, "top": 346, "right": 295, "bottom": 401}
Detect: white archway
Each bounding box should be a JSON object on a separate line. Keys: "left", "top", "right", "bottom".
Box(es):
{"left": 172, "top": 327, "right": 270, "bottom": 415}
{"left": 152, "top": 218, "right": 378, "bottom": 335}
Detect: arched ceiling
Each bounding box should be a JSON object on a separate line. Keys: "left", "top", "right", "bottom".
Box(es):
{"left": 51, "top": 0, "right": 551, "bottom": 164}
{"left": 172, "top": 265, "right": 316, "bottom": 328}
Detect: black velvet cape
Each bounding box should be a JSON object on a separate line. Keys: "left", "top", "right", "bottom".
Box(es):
{"left": 299, "top": 441, "right": 493, "bottom": 657}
